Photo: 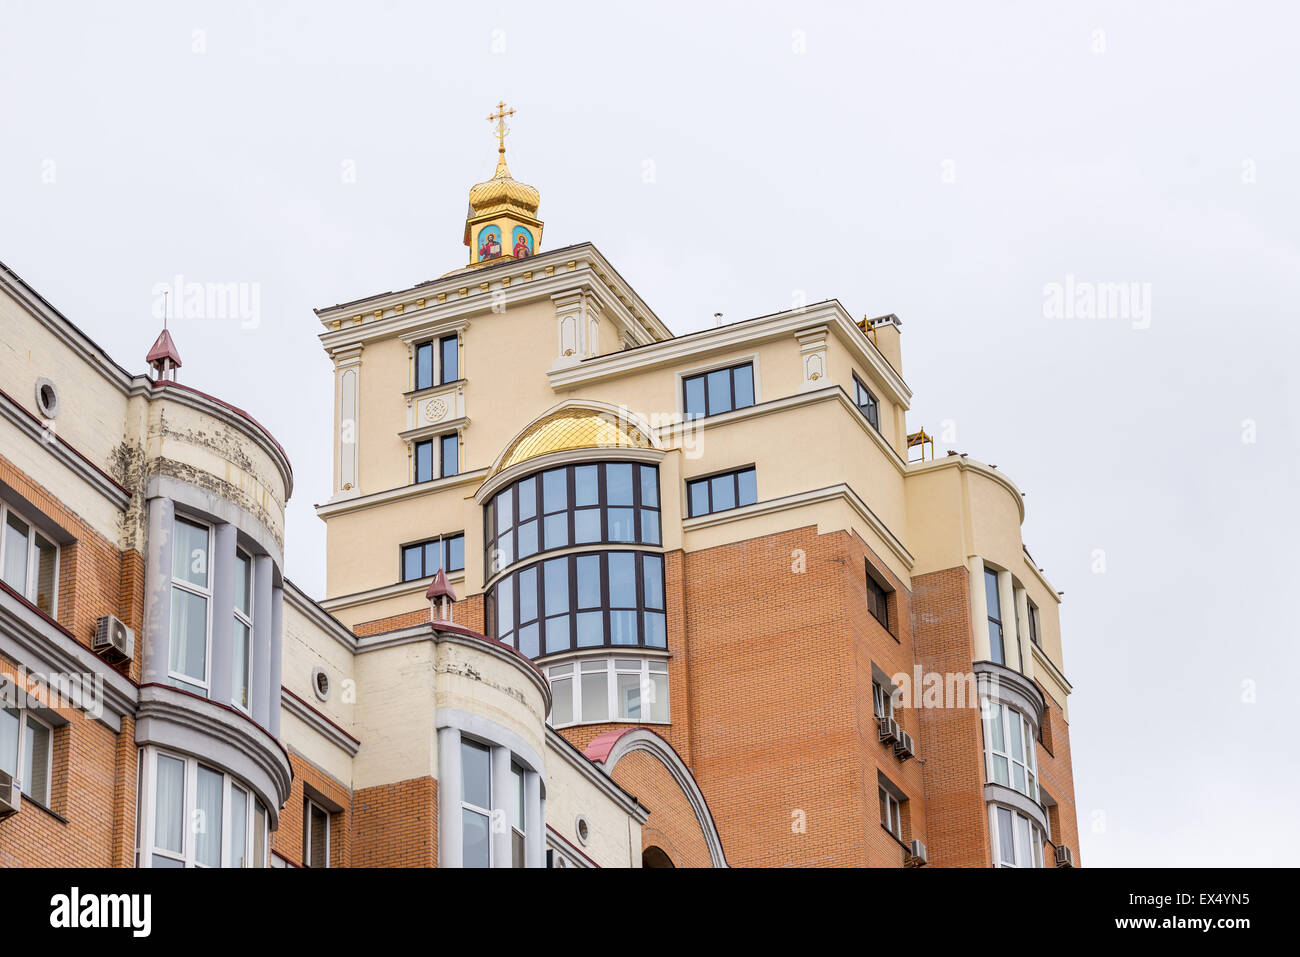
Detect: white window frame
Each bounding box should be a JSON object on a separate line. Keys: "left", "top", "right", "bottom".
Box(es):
{"left": 879, "top": 785, "right": 902, "bottom": 839}
{"left": 0, "top": 498, "right": 60, "bottom": 616}
{"left": 872, "top": 679, "right": 894, "bottom": 721}
{"left": 981, "top": 697, "right": 1038, "bottom": 801}
{"left": 989, "top": 804, "right": 1045, "bottom": 868}
{"left": 545, "top": 656, "right": 670, "bottom": 727}
{"left": 231, "top": 549, "right": 253, "bottom": 713}
{"left": 137, "top": 746, "right": 268, "bottom": 868}
{"left": 168, "top": 515, "right": 214, "bottom": 695}
{"left": 304, "top": 798, "right": 331, "bottom": 868}
{"left": 460, "top": 739, "right": 493, "bottom": 868}
{"left": 509, "top": 762, "right": 526, "bottom": 869}
{"left": 1, "top": 705, "right": 54, "bottom": 807}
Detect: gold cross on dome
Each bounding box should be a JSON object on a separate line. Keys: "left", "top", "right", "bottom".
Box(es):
{"left": 487, "top": 100, "right": 515, "bottom": 149}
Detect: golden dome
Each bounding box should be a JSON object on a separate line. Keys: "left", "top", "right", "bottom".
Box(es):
{"left": 492, "top": 408, "right": 654, "bottom": 477}
{"left": 467, "top": 148, "right": 540, "bottom": 218}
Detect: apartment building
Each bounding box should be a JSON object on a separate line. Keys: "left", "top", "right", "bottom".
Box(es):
{"left": 0, "top": 111, "right": 1078, "bottom": 868}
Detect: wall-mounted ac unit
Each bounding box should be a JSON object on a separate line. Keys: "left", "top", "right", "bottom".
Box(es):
{"left": 877, "top": 716, "right": 899, "bottom": 744}
{"left": 94, "top": 614, "right": 134, "bottom": 665}
{"left": 906, "top": 839, "right": 928, "bottom": 866}
{"left": 1055, "top": 845, "right": 1074, "bottom": 868}
{"left": 0, "top": 769, "right": 20, "bottom": 818}
{"left": 894, "top": 730, "right": 915, "bottom": 761}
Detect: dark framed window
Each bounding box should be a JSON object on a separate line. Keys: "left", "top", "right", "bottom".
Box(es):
{"left": 485, "top": 550, "right": 666, "bottom": 659}
{"left": 415, "top": 341, "right": 435, "bottom": 391}
{"left": 440, "top": 335, "right": 459, "bottom": 384}
{"left": 866, "top": 564, "right": 890, "bottom": 630}
{"left": 853, "top": 374, "right": 880, "bottom": 431}
{"left": 414, "top": 440, "right": 434, "bottom": 483}
{"left": 441, "top": 433, "right": 459, "bottom": 478}
{"left": 683, "top": 362, "right": 755, "bottom": 419}
{"left": 401, "top": 533, "right": 466, "bottom": 582}
{"left": 1027, "top": 600, "right": 1041, "bottom": 647}
{"left": 985, "top": 568, "right": 1005, "bottom": 665}
{"left": 686, "top": 467, "right": 757, "bottom": 517}
{"left": 485, "top": 463, "right": 661, "bottom": 578}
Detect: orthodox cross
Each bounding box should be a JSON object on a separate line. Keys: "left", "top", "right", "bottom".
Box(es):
{"left": 487, "top": 100, "right": 515, "bottom": 150}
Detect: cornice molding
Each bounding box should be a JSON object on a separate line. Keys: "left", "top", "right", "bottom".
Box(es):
{"left": 280, "top": 686, "right": 360, "bottom": 757}
{"left": 317, "top": 571, "right": 466, "bottom": 615}
{"left": 283, "top": 579, "right": 358, "bottom": 652}
{"left": 313, "top": 468, "right": 489, "bottom": 519}
{"left": 544, "top": 726, "right": 649, "bottom": 824}
{"left": 905, "top": 453, "right": 1028, "bottom": 524}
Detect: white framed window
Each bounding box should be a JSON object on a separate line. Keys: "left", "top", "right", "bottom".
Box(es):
{"left": 138, "top": 747, "right": 268, "bottom": 868}
{"left": 460, "top": 739, "right": 492, "bottom": 868}
{"left": 509, "top": 763, "right": 526, "bottom": 869}
{"left": 168, "top": 515, "right": 213, "bottom": 696}
{"left": 0, "top": 499, "right": 59, "bottom": 616}
{"left": 878, "top": 785, "right": 902, "bottom": 839}
{"left": 871, "top": 679, "right": 894, "bottom": 721}
{"left": 989, "top": 805, "right": 1045, "bottom": 868}
{"left": 305, "top": 799, "right": 331, "bottom": 868}
{"left": 546, "top": 656, "right": 669, "bottom": 727}
{"left": 0, "top": 705, "right": 54, "bottom": 806}
{"left": 232, "top": 550, "right": 253, "bottom": 711}
{"left": 982, "top": 699, "right": 1038, "bottom": 800}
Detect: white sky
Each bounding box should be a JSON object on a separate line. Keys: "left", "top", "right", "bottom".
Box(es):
{"left": 3, "top": 0, "right": 1297, "bottom": 867}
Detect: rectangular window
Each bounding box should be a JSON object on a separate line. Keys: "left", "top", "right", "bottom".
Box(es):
{"left": 305, "top": 799, "right": 330, "bottom": 868}
{"left": 2, "top": 707, "right": 53, "bottom": 807}
{"left": 686, "top": 467, "right": 758, "bottom": 517}
{"left": 169, "top": 516, "right": 212, "bottom": 694}
{"left": 682, "top": 362, "right": 756, "bottom": 419}
{"left": 879, "top": 785, "right": 902, "bottom": 839}
{"left": 510, "top": 763, "right": 526, "bottom": 868}
{"left": 1, "top": 500, "right": 61, "bottom": 616}
{"left": 1027, "top": 600, "right": 1041, "bottom": 647}
{"left": 441, "top": 433, "right": 459, "bottom": 478}
{"left": 866, "top": 565, "right": 890, "bottom": 631}
{"left": 400, "top": 533, "right": 466, "bottom": 582}
{"left": 440, "top": 335, "right": 459, "bottom": 384}
{"left": 232, "top": 550, "right": 252, "bottom": 711}
{"left": 195, "top": 765, "right": 224, "bottom": 867}
{"left": 871, "top": 680, "right": 893, "bottom": 721}
{"left": 460, "top": 741, "right": 492, "bottom": 868}
{"left": 853, "top": 374, "right": 880, "bottom": 431}
{"left": 548, "top": 657, "right": 669, "bottom": 727}
{"left": 147, "top": 749, "right": 267, "bottom": 868}
{"left": 414, "top": 341, "right": 434, "bottom": 391}
{"left": 414, "top": 440, "right": 434, "bottom": 483}
{"left": 984, "top": 568, "right": 1005, "bottom": 665}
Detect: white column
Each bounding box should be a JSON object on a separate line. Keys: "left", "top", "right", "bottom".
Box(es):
{"left": 969, "top": 556, "right": 990, "bottom": 663}
{"left": 525, "top": 771, "right": 543, "bottom": 868}
{"left": 142, "top": 497, "right": 175, "bottom": 685}
{"left": 208, "top": 523, "right": 236, "bottom": 706}
{"left": 997, "top": 570, "right": 1020, "bottom": 672}
{"left": 437, "top": 726, "right": 462, "bottom": 867}
{"left": 490, "top": 746, "right": 512, "bottom": 867}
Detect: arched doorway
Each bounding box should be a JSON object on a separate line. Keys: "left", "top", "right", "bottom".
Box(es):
{"left": 642, "top": 846, "right": 675, "bottom": 868}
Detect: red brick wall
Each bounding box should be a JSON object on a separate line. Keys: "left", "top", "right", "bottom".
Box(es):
{"left": 351, "top": 776, "right": 437, "bottom": 867}
{"left": 607, "top": 750, "right": 711, "bottom": 867}
{"left": 272, "top": 750, "right": 354, "bottom": 867}
{"left": 1035, "top": 682, "right": 1081, "bottom": 864}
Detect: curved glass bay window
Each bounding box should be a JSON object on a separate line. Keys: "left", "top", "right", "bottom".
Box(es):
{"left": 982, "top": 699, "right": 1038, "bottom": 800}
{"left": 990, "top": 805, "right": 1046, "bottom": 868}
{"left": 485, "top": 463, "right": 660, "bottom": 577}
{"left": 486, "top": 551, "right": 666, "bottom": 659}
{"left": 547, "top": 657, "right": 669, "bottom": 727}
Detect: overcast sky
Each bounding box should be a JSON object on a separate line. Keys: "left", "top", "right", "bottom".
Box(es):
{"left": 3, "top": 1, "right": 1297, "bottom": 867}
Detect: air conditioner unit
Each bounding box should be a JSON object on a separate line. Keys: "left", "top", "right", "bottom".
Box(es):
{"left": 1055, "top": 845, "right": 1074, "bottom": 868}
{"left": 894, "top": 730, "right": 915, "bottom": 761}
{"left": 0, "top": 769, "right": 20, "bottom": 818}
{"left": 877, "top": 716, "right": 899, "bottom": 744}
{"left": 93, "top": 614, "right": 134, "bottom": 665}
{"left": 906, "top": 839, "right": 928, "bottom": 866}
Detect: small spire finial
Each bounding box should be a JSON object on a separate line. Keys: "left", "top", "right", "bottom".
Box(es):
{"left": 487, "top": 100, "right": 516, "bottom": 157}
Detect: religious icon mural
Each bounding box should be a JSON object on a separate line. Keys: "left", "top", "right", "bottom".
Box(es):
{"left": 477, "top": 225, "right": 502, "bottom": 261}
{"left": 511, "top": 226, "right": 534, "bottom": 259}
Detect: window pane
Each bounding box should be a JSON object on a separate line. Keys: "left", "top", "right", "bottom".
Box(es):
{"left": 542, "top": 469, "right": 568, "bottom": 512}
{"left": 195, "top": 766, "right": 223, "bottom": 867}
{"left": 230, "top": 785, "right": 247, "bottom": 867}
{"left": 234, "top": 552, "right": 251, "bottom": 615}
{"left": 232, "top": 620, "right": 250, "bottom": 709}
{"left": 684, "top": 376, "right": 706, "bottom": 418}
{"left": 1012, "top": 762, "right": 1027, "bottom": 795}
{"left": 606, "top": 463, "right": 633, "bottom": 505}
{"left": 424, "top": 541, "right": 443, "bottom": 576}
{"left": 688, "top": 480, "right": 710, "bottom": 517}
{"left": 737, "top": 468, "right": 757, "bottom": 507}
{"left": 441, "top": 434, "right": 459, "bottom": 477}
{"left": 440, "top": 335, "right": 458, "bottom": 383}
{"left": 402, "top": 545, "right": 422, "bottom": 581}
{"left": 169, "top": 587, "right": 208, "bottom": 683}
{"left": 574, "top": 508, "right": 601, "bottom": 543}
{"left": 496, "top": 490, "right": 513, "bottom": 528}
{"left": 415, "top": 341, "right": 433, "bottom": 390}
{"left": 544, "top": 512, "right": 569, "bottom": 549}
{"left": 576, "top": 611, "right": 604, "bottom": 647}
{"left": 609, "top": 610, "right": 637, "bottom": 645}
{"left": 733, "top": 364, "right": 755, "bottom": 408}
{"left": 639, "top": 466, "right": 659, "bottom": 508}
{"left": 550, "top": 676, "right": 573, "bottom": 724}
{"left": 574, "top": 465, "right": 599, "bottom": 506}
{"left": 34, "top": 534, "right": 57, "bottom": 614}
{"left": 644, "top": 612, "right": 667, "bottom": 648}
{"left": 649, "top": 671, "right": 670, "bottom": 722}
{"left": 617, "top": 673, "right": 641, "bottom": 719}
{"left": 992, "top": 755, "right": 1010, "bottom": 787}
{"left": 415, "top": 441, "right": 433, "bottom": 483}
{"left": 518, "top": 622, "right": 539, "bottom": 658}
{"left": 152, "top": 855, "right": 184, "bottom": 868}
{"left": 1009, "top": 711, "right": 1025, "bottom": 761}
{"left": 518, "top": 477, "right": 537, "bottom": 521}
{"left": 545, "top": 616, "right": 571, "bottom": 654}
{"left": 460, "top": 741, "right": 491, "bottom": 809}
{"left": 608, "top": 553, "right": 636, "bottom": 607}
{"left": 512, "top": 830, "right": 525, "bottom": 868}
{"left": 642, "top": 555, "right": 664, "bottom": 609}
{"left": 581, "top": 671, "right": 608, "bottom": 721}
{"left": 710, "top": 474, "right": 735, "bottom": 511}
{"left": 172, "top": 517, "right": 208, "bottom": 588}
{"left": 706, "top": 368, "right": 732, "bottom": 414}
{"left": 510, "top": 765, "right": 525, "bottom": 831}
{"left": 517, "top": 520, "right": 538, "bottom": 558}
{"left": 0, "top": 708, "right": 18, "bottom": 775}
{"left": 154, "top": 754, "right": 185, "bottom": 854}
{"left": 462, "top": 809, "right": 490, "bottom": 868}
{"left": 986, "top": 703, "right": 1004, "bottom": 751}
{"left": 1015, "top": 814, "right": 1031, "bottom": 867}
{"left": 543, "top": 559, "right": 569, "bottom": 614}
{"left": 984, "top": 569, "right": 1001, "bottom": 618}
{"left": 22, "top": 717, "right": 50, "bottom": 804}
{"left": 253, "top": 804, "right": 267, "bottom": 868}
{"left": 308, "top": 804, "right": 328, "bottom": 868}
{"left": 496, "top": 530, "right": 513, "bottom": 570}
{"left": 446, "top": 534, "right": 464, "bottom": 572}
{"left": 640, "top": 510, "right": 660, "bottom": 545}
{"left": 988, "top": 621, "right": 1005, "bottom": 665}
{"left": 607, "top": 508, "right": 635, "bottom": 542}
{"left": 576, "top": 556, "right": 601, "bottom": 608}
{"left": 495, "top": 582, "right": 513, "bottom": 639}
{"left": 997, "top": 807, "right": 1016, "bottom": 864}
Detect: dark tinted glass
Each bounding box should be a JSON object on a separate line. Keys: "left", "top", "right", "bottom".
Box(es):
{"left": 415, "top": 342, "right": 434, "bottom": 390}
{"left": 440, "top": 335, "right": 458, "bottom": 383}
{"left": 732, "top": 364, "right": 754, "bottom": 408}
